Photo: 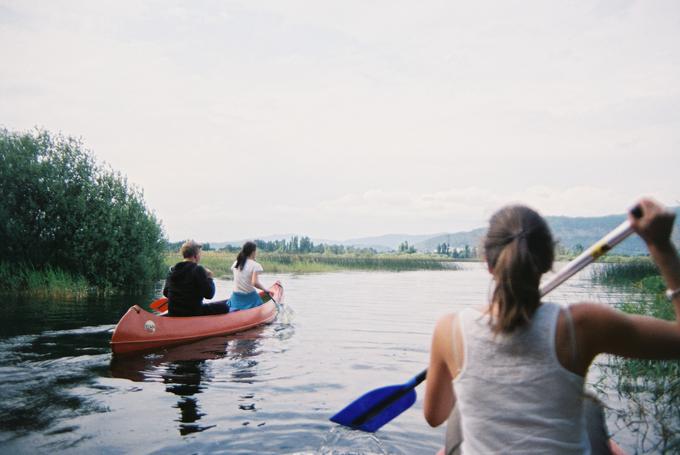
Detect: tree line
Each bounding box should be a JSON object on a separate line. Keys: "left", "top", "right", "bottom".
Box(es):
{"left": 435, "top": 242, "right": 478, "bottom": 258}
{"left": 398, "top": 241, "right": 417, "bottom": 254}
{"left": 167, "top": 236, "right": 378, "bottom": 255}
{"left": 434, "top": 241, "right": 593, "bottom": 258}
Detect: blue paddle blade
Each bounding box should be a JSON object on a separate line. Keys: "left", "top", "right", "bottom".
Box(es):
{"left": 330, "top": 383, "right": 417, "bottom": 433}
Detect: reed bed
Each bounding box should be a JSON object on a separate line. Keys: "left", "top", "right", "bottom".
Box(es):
{"left": 163, "top": 251, "right": 458, "bottom": 276}
{"left": 0, "top": 262, "right": 91, "bottom": 299}
{"left": 593, "top": 262, "right": 679, "bottom": 453}
{"left": 591, "top": 258, "right": 658, "bottom": 286}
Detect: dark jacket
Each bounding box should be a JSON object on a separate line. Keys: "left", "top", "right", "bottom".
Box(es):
{"left": 162, "top": 261, "right": 215, "bottom": 316}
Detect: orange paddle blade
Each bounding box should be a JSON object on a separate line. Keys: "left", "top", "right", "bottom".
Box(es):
{"left": 150, "top": 297, "right": 169, "bottom": 311}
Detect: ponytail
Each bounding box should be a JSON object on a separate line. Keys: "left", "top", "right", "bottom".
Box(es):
{"left": 235, "top": 241, "right": 257, "bottom": 270}
{"left": 484, "top": 206, "right": 554, "bottom": 334}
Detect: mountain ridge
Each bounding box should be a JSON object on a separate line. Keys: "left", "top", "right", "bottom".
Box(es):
{"left": 416, "top": 208, "right": 680, "bottom": 255}
{"left": 202, "top": 208, "right": 680, "bottom": 255}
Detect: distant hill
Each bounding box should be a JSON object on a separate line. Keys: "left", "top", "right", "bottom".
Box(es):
{"left": 338, "top": 233, "right": 445, "bottom": 252}
{"left": 417, "top": 208, "right": 680, "bottom": 256}
{"left": 209, "top": 234, "right": 302, "bottom": 250}
{"left": 203, "top": 208, "right": 679, "bottom": 256}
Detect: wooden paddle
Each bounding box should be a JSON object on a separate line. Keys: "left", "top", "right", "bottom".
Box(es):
{"left": 330, "top": 205, "right": 642, "bottom": 433}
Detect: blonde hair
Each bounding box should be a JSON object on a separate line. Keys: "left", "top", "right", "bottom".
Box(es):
{"left": 180, "top": 239, "right": 202, "bottom": 259}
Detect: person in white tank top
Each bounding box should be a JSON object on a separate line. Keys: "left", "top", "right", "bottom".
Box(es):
{"left": 424, "top": 199, "right": 680, "bottom": 454}
{"left": 228, "top": 241, "right": 278, "bottom": 311}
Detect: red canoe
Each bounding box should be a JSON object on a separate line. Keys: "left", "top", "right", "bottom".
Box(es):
{"left": 111, "top": 283, "right": 284, "bottom": 355}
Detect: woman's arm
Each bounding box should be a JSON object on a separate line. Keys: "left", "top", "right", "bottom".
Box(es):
{"left": 575, "top": 198, "right": 680, "bottom": 365}
{"left": 251, "top": 271, "right": 269, "bottom": 293}
{"left": 424, "top": 313, "right": 457, "bottom": 427}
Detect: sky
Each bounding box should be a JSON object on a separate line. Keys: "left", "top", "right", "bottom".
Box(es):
{"left": 1, "top": 0, "right": 679, "bottom": 242}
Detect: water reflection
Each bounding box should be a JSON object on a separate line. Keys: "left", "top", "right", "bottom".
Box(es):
{"left": 110, "top": 328, "right": 267, "bottom": 436}
{"left": 164, "top": 361, "right": 214, "bottom": 435}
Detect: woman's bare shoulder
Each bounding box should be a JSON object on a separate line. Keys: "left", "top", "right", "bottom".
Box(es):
{"left": 433, "top": 312, "right": 458, "bottom": 337}
{"left": 568, "top": 302, "right": 622, "bottom": 329}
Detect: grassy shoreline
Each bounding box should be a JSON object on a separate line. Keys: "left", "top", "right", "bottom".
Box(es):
{"left": 0, "top": 253, "right": 654, "bottom": 297}
{"left": 163, "top": 251, "right": 460, "bottom": 275}
{"left": 592, "top": 261, "right": 679, "bottom": 453}
{"left": 0, "top": 262, "right": 92, "bottom": 299}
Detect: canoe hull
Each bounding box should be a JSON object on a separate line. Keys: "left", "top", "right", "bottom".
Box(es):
{"left": 111, "top": 284, "right": 283, "bottom": 355}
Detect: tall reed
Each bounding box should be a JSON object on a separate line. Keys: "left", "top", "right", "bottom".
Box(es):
{"left": 163, "top": 251, "right": 458, "bottom": 276}
{"left": 594, "top": 262, "right": 679, "bottom": 453}
{"left": 591, "top": 258, "right": 658, "bottom": 285}
{"left": 0, "top": 262, "right": 91, "bottom": 299}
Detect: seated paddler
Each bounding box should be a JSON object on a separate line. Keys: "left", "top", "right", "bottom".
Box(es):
{"left": 163, "top": 239, "right": 229, "bottom": 316}
{"left": 228, "top": 241, "right": 277, "bottom": 311}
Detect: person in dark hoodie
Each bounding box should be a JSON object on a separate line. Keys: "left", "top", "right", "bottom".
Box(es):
{"left": 162, "top": 240, "right": 229, "bottom": 316}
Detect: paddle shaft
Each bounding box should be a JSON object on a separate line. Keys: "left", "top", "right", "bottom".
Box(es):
{"left": 352, "top": 207, "right": 642, "bottom": 424}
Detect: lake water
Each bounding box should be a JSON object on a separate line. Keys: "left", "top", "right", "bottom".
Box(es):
{"left": 0, "top": 263, "right": 659, "bottom": 453}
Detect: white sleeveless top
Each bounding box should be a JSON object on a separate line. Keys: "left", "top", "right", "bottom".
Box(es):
{"left": 453, "top": 302, "right": 590, "bottom": 454}
{"left": 231, "top": 259, "right": 263, "bottom": 293}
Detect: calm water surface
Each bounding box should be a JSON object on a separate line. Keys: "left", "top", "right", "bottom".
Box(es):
{"left": 0, "top": 263, "right": 654, "bottom": 453}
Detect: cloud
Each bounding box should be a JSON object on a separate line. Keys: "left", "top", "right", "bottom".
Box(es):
{"left": 269, "top": 186, "right": 677, "bottom": 239}
{"left": 1, "top": 1, "right": 678, "bottom": 241}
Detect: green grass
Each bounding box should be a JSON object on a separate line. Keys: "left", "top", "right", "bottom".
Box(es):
{"left": 0, "top": 262, "right": 91, "bottom": 299}
{"left": 591, "top": 258, "right": 658, "bottom": 285}
{"left": 593, "top": 262, "right": 680, "bottom": 453}
{"left": 164, "top": 251, "right": 458, "bottom": 276}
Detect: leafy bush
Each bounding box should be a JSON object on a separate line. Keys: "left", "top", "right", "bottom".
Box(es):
{"left": 0, "top": 129, "right": 166, "bottom": 290}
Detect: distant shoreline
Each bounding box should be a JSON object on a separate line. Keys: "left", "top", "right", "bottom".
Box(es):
{"left": 163, "top": 252, "right": 652, "bottom": 276}
{"left": 0, "top": 254, "right": 652, "bottom": 299}
{"left": 164, "top": 251, "right": 461, "bottom": 275}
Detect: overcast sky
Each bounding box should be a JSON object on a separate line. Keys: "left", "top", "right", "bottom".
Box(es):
{"left": 1, "top": 1, "right": 678, "bottom": 241}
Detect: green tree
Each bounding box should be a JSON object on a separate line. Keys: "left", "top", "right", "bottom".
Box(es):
{"left": 0, "top": 129, "right": 166, "bottom": 290}
{"left": 299, "top": 236, "right": 312, "bottom": 253}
